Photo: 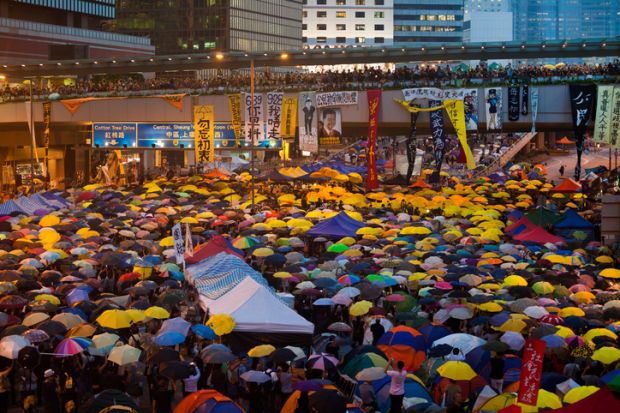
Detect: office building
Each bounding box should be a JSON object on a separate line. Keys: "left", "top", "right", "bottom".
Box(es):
{"left": 0, "top": 0, "right": 153, "bottom": 63}
{"left": 464, "top": 0, "right": 511, "bottom": 15}
{"left": 393, "top": 0, "right": 464, "bottom": 47}
{"left": 463, "top": 0, "right": 512, "bottom": 44}
{"left": 113, "top": 0, "right": 303, "bottom": 55}
{"left": 302, "top": 0, "right": 393, "bottom": 48}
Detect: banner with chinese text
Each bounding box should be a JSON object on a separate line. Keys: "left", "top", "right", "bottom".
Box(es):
{"left": 429, "top": 100, "right": 446, "bottom": 184}
{"left": 593, "top": 85, "right": 614, "bottom": 144}
{"left": 608, "top": 86, "right": 620, "bottom": 148}
{"left": 266, "top": 92, "right": 283, "bottom": 141}
{"left": 318, "top": 108, "right": 342, "bottom": 145}
{"left": 569, "top": 84, "right": 596, "bottom": 179}
{"left": 227, "top": 94, "right": 242, "bottom": 147}
{"left": 531, "top": 87, "right": 539, "bottom": 133}
{"left": 518, "top": 338, "right": 546, "bottom": 406}
{"left": 508, "top": 85, "right": 520, "bottom": 121}
{"left": 406, "top": 103, "right": 420, "bottom": 184}
{"left": 298, "top": 92, "right": 318, "bottom": 154}
{"left": 281, "top": 96, "right": 298, "bottom": 138}
{"left": 243, "top": 93, "right": 264, "bottom": 145}
{"left": 42, "top": 101, "right": 51, "bottom": 148}
{"left": 521, "top": 85, "right": 529, "bottom": 115}
{"left": 367, "top": 90, "right": 381, "bottom": 190}
{"left": 445, "top": 99, "right": 476, "bottom": 170}
{"left": 316, "top": 91, "right": 359, "bottom": 107}
{"left": 193, "top": 105, "right": 214, "bottom": 164}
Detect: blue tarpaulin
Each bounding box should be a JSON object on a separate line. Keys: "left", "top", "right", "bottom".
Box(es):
{"left": 554, "top": 209, "right": 594, "bottom": 241}
{"left": 306, "top": 211, "right": 366, "bottom": 238}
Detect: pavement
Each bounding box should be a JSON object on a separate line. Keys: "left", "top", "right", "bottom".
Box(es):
{"left": 525, "top": 148, "right": 611, "bottom": 181}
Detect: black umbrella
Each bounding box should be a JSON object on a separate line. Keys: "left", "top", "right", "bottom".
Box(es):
{"left": 148, "top": 348, "right": 180, "bottom": 364}
{"left": 428, "top": 344, "right": 453, "bottom": 358}
{"left": 17, "top": 346, "right": 40, "bottom": 369}
{"left": 159, "top": 360, "right": 193, "bottom": 380}
{"left": 78, "top": 389, "right": 139, "bottom": 413}
{"left": 38, "top": 320, "right": 68, "bottom": 336}
{"left": 270, "top": 348, "right": 297, "bottom": 364}
{"left": 483, "top": 340, "right": 509, "bottom": 353}
{"left": 357, "top": 283, "right": 382, "bottom": 300}
{"left": 202, "top": 351, "right": 237, "bottom": 364}
{"left": 309, "top": 389, "right": 347, "bottom": 413}
{"left": 0, "top": 324, "right": 28, "bottom": 338}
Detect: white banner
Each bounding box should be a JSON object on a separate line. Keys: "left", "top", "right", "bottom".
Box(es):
{"left": 402, "top": 87, "right": 445, "bottom": 101}
{"left": 485, "top": 87, "right": 503, "bottom": 130}
{"left": 298, "top": 91, "right": 318, "bottom": 154}
{"left": 593, "top": 85, "right": 615, "bottom": 143}
{"left": 316, "top": 91, "right": 359, "bottom": 108}
{"left": 530, "top": 86, "right": 539, "bottom": 134}
{"left": 266, "top": 92, "right": 283, "bottom": 140}
{"left": 243, "top": 93, "right": 264, "bottom": 145}
{"left": 609, "top": 87, "right": 620, "bottom": 148}
{"left": 171, "top": 223, "right": 185, "bottom": 265}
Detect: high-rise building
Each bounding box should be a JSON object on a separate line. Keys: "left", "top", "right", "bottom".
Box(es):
{"left": 393, "top": 0, "right": 464, "bottom": 47}
{"left": 463, "top": 0, "right": 512, "bottom": 44}
{"left": 302, "top": 0, "right": 393, "bottom": 48}
{"left": 464, "top": 0, "right": 511, "bottom": 15}
{"left": 0, "top": 0, "right": 153, "bottom": 63}
{"left": 112, "top": 0, "right": 302, "bottom": 55}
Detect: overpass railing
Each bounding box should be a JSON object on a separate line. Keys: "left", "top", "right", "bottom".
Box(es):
{"left": 473, "top": 132, "right": 537, "bottom": 178}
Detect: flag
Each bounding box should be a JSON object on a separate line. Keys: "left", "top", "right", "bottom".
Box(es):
{"left": 569, "top": 85, "right": 596, "bottom": 180}
{"left": 367, "top": 90, "right": 381, "bottom": 190}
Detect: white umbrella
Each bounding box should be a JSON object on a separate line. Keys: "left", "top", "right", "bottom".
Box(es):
{"left": 296, "top": 281, "right": 316, "bottom": 290}
{"left": 108, "top": 344, "right": 141, "bottom": 366}
{"left": 523, "top": 306, "right": 549, "bottom": 319}
{"left": 337, "top": 287, "right": 361, "bottom": 298}
{"left": 432, "top": 333, "right": 486, "bottom": 355}
{"left": 356, "top": 367, "right": 386, "bottom": 381}
{"left": 284, "top": 346, "right": 306, "bottom": 360}
{"left": 500, "top": 331, "right": 525, "bottom": 351}
{"left": 449, "top": 307, "right": 474, "bottom": 320}
{"left": 0, "top": 335, "right": 30, "bottom": 359}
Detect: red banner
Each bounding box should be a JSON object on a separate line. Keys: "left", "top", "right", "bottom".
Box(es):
{"left": 366, "top": 90, "right": 381, "bottom": 190}
{"left": 518, "top": 338, "right": 546, "bottom": 406}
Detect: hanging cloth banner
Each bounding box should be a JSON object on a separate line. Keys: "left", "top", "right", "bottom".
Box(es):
{"left": 367, "top": 90, "right": 381, "bottom": 190}
{"left": 244, "top": 93, "right": 264, "bottom": 145}
{"left": 609, "top": 87, "right": 620, "bottom": 148}
{"left": 444, "top": 99, "right": 476, "bottom": 170}
{"left": 281, "top": 96, "right": 298, "bottom": 139}
{"left": 395, "top": 100, "right": 444, "bottom": 112}
{"left": 462, "top": 89, "right": 479, "bottom": 131}
{"left": 60, "top": 97, "right": 126, "bottom": 114}
{"left": 316, "top": 91, "right": 359, "bottom": 107}
{"left": 42, "top": 101, "right": 51, "bottom": 148}
{"left": 154, "top": 94, "right": 185, "bottom": 110}
{"left": 508, "top": 85, "right": 520, "bottom": 121}
{"left": 266, "top": 92, "right": 283, "bottom": 140}
{"left": 593, "top": 85, "right": 614, "bottom": 144}
{"left": 429, "top": 100, "right": 446, "bottom": 184}
{"left": 402, "top": 87, "right": 445, "bottom": 101}
{"left": 298, "top": 92, "right": 318, "bottom": 153}
{"left": 485, "top": 88, "right": 503, "bottom": 130}
{"left": 193, "top": 105, "right": 215, "bottom": 164}
{"left": 406, "top": 103, "right": 420, "bottom": 184}
{"left": 518, "top": 338, "right": 546, "bottom": 406}
{"left": 227, "top": 94, "right": 242, "bottom": 147}
{"left": 521, "top": 85, "right": 529, "bottom": 116}
{"left": 530, "top": 87, "right": 539, "bottom": 133}
{"left": 569, "top": 84, "right": 596, "bottom": 180}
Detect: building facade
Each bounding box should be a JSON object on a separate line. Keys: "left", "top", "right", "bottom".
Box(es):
{"left": 0, "top": 0, "right": 153, "bottom": 63}
{"left": 302, "top": 0, "right": 393, "bottom": 48}
{"left": 112, "top": 0, "right": 302, "bottom": 55}
{"left": 393, "top": 0, "right": 464, "bottom": 47}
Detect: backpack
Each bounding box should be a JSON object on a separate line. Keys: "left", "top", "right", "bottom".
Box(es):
{"left": 64, "top": 373, "right": 73, "bottom": 390}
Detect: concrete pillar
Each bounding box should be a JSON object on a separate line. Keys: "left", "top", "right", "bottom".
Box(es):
{"left": 536, "top": 132, "right": 545, "bottom": 150}
{"left": 546, "top": 131, "right": 557, "bottom": 149}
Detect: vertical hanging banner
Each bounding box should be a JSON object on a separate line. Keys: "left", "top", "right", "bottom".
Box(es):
{"left": 227, "top": 94, "right": 242, "bottom": 147}
{"left": 266, "top": 92, "right": 283, "bottom": 141}
{"left": 521, "top": 85, "right": 529, "bottom": 116}
{"left": 318, "top": 108, "right": 342, "bottom": 145}
{"left": 281, "top": 96, "right": 298, "bottom": 139}
{"left": 171, "top": 223, "right": 185, "bottom": 266}
{"left": 193, "top": 105, "right": 215, "bottom": 164}
{"left": 485, "top": 88, "right": 503, "bottom": 130}
{"left": 244, "top": 93, "right": 264, "bottom": 145}
{"left": 518, "top": 339, "right": 546, "bottom": 406}
{"left": 608, "top": 87, "right": 620, "bottom": 148}
{"left": 406, "top": 103, "right": 420, "bottom": 184}
{"left": 508, "top": 85, "right": 520, "bottom": 121}
{"left": 530, "top": 87, "right": 539, "bottom": 133}
{"left": 42, "top": 101, "right": 51, "bottom": 148}
{"left": 298, "top": 92, "right": 318, "bottom": 154}
{"left": 569, "top": 84, "right": 596, "bottom": 180}
{"left": 367, "top": 90, "right": 381, "bottom": 190}
{"left": 593, "top": 85, "right": 614, "bottom": 144}
{"left": 445, "top": 99, "right": 476, "bottom": 170}
{"left": 462, "top": 89, "right": 479, "bottom": 131}
{"left": 429, "top": 100, "right": 446, "bottom": 184}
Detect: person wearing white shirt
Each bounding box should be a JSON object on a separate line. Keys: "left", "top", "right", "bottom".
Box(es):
{"left": 182, "top": 363, "right": 201, "bottom": 397}
{"left": 385, "top": 358, "right": 407, "bottom": 413}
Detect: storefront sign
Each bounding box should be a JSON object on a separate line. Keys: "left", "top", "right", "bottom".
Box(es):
{"left": 92, "top": 123, "right": 138, "bottom": 148}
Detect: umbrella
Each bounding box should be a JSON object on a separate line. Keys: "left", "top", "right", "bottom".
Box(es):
{"left": 328, "top": 322, "right": 352, "bottom": 333}
{"left": 22, "top": 329, "right": 50, "bottom": 343}
{"left": 563, "top": 386, "right": 599, "bottom": 404}
{"left": 248, "top": 344, "right": 276, "bottom": 358}
{"left": 432, "top": 333, "right": 486, "bottom": 355}
{"left": 202, "top": 351, "right": 237, "bottom": 364}
{"left": 160, "top": 360, "right": 194, "bottom": 380}
{"left": 356, "top": 366, "right": 387, "bottom": 382}
{"left": 144, "top": 306, "right": 170, "bottom": 320}
{"left": 155, "top": 331, "right": 186, "bottom": 347}
{"left": 92, "top": 333, "right": 120, "bottom": 349}
{"left": 190, "top": 324, "right": 217, "bottom": 340}
{"left": 307, "top": 353, "right": 339, "bottom": 371}
{"left": 0, "top": 335, "right": 30, "bottom": 359}
{"left": 270, "top": 348, "right": 297, "bottom": 364}
{"left": 240, "top": 370, "right": 271, "bottom": 383}
{"left": 54, "top": 338, "right": 84, "bottom": 357}
{"left": 108, "top": 344, "right": 142, "bottom": 366}
{"left": 437, "top": 361, "right": 477, "bottom": 381}
{"left": 592, "top": 347, "right": 620, "bottom": 365}
{"left": 96, "top": 309, "right": 133, "bottom": 329}
{"left": 309, "top": 389, "right": 348, "bottom": 413}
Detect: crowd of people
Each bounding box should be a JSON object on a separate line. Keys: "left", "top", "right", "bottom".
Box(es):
{"left": 2, "top": 60, "right": 619, "bottom": 101}
{"left": 0, "top": 153, "right": 617, "bottom": 413}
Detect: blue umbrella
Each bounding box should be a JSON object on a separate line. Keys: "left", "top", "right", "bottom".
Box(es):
{"left": 541, "top": 335, "right": 566, "bottom": 348}
{"left": 66, "top": 288, "right": 89, "bottom": 306}
{"left": 155, "top": 331, "right": 186, "bottom": 346}
{"left": 313, "top": 298, "right": 334, "bottom": 306}
{"left": 61, "top": 307, "right": 88, "bottom": 321}
{"left": 191, "top": 324, "right": 217, "bottom": 340}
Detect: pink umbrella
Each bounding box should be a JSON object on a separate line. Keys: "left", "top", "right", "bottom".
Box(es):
{"left": 435, "top": 281, "right": 453, "bottom": 290}
{"left": 307, "top": 353, "right": 339, "bottom": 371}
{"left": 537, "top": 298, "right": 557, "bottom": 306}
{"left": 569, "top": 284, "right": 591, "bottom": 293}
{"left": 565, "top": 335, "right": 585, "bottom": 347}
{"left": 385, "top": 294, "right": 406, "bottom": 302}
{"left": 54, "top": 338, "right": 84, "bottom": 358}
{"left": 332, "top": 295, "right": 352, "bottom": 306}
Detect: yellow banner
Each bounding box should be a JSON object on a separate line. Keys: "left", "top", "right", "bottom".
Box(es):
{"left": 157, "top": 94, "right": 186, "bottom": 110}
{"left": 281, "top": 96, "right": 298, "bottom": 138}
{"left": 194, "top": 105, "right": 215, "bottom": 163}
{"left": 444, "top": 100, "right": 476, "bottom": 170}
{"left": 395, "top": 99, "right": 444, "bottom": 113}
{"left": 228, "top": 94, "right": 242, "bottom": 147}
{"left": 60, "top": 97, "right": 126, "bottom": 114}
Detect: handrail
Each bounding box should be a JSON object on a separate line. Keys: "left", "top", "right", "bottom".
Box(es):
{"left": 473, "top": 132, "right": 537, "bottom": 178}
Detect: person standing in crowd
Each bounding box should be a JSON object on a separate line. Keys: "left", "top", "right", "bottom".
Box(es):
{"left": 42, "top": 369, "right": 61, "bottom": 413}
{"left": 371, "top": 318, "right": 385, "bottom": 345}
{"left": 385, "top": 359, "right": 407, "bottom": 413}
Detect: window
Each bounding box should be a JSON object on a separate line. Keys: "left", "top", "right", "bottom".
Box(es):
{"left": 317, "top": 11, "right": 326, "bottom": 18}
{"left": 336, "top": 11, "right": 346, "bottom": 18}
{"left": 420, "top": 26, "right": 433, "bottom": 32}
{"left": 302, "top": 11, "right": 307, "bottom": 17}
{"left": 336, "top": 24, "right": 346, "bottom": 30}
{"left": 355, "top": 24, "right": 365, "bottom": 30}
{"left": 375, "top": 0, "right": 384, "bottom": 4}
{"left": 317, "top": 24, "right": 327, "bottom": 30}
{"left": 447, "top": 15, "right": 456, "bottom": 21}
{"left": 336, "top": 36, "right": 346, "bottom": 43}
{"left": 302, "top": 36, "right": 307, "bottom": 42}
{"left": 302, "top": 24, "right": 307, "bottom": 30}
{"left": 355, "top": 37, "right": 365, "bottom": 43}
{"left": 317, "top": 37, "right": 327, "bottom": 43}
{"left": 375, "top": 24, "right": 384, "bottom": 30}
{"left": 336, "top": 0, "right": 346, "bottom": 4}
{"left": 355, "top": 11, "right": 365, "bottom": 18}
{"left": 374, "top": 37, "right": 384, "bottom": 43}
{"left": 317, "top": 0, "right": 326, "bottom": 4}
{"left": 374, "top": 12, "right": 384, "bottom": 18}
{"left": 355, "top": 0, "right": 365, "bottom": 5}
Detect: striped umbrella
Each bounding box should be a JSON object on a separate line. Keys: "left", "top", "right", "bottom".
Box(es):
{"left": 54, "top": 338, "right": 84, "bottom": 358}
{"left": 21, "top": 329, "right": 50, "bottom": 343}
{"left": 307, "top": 353, "right": 339, "bottom": 371}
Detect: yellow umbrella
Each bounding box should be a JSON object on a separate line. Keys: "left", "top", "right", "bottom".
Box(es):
{"left": 400, "top": 226, "right": 432, "bottom": 236}
{"left": 437, "top": 361, "right": 477, "bottom": 381}
{"left": 159, "top": 236, "right": 174, "bottom": 247}
{"left": 180, "top": 217, "right": 198, "bottom": 224}
{"left": 559, "top": 307, "right": 585, "bottom": 318}
{"left": 563, "top": 386, "right": 599, "bottom": 404}
{"left": 125, "top": 309, "right": 146, "bottom": 323}
{"left": 207, "top": 314, "right": 236, "bottom": 336}
{"left": 503, "top": 275, "right": 528, "bottom": 287}
{"left": 583, "top": 328, "right": 617, "bottom": 343}
{"left": 571, "top": 291, "right": 595, "bottom": 304}
{"left": 22, "top": 312, "right": 50, "bottom": 327}
{"left": 39, "top": 215, "right": 61, "bottom": 227}
{"left": 592, "top": 346, "right": 620, "bottom": 365}
{"left": 596, "top": 256, "right": 614, "bottom": 264}
{"left": 497, "top": 318, "right": 527, "bottom": 333}
{"left": 349, "top": 300, "right": 373, "bottom": 317}
{"left": 144, "top": 306, "right": 170, "bottom": 320}
{"left": 253, "top": 247, "right": 274, "bottom": 257}
{"left": 600, "top": 268, "right": 620, "bottom": 279}
{"left": 96, "top": 309, "right": 133, "bottom": 329}
{"left": 274, "top": 271, "right": 292, "bottom": 279}
{"left": 34, "top": 294, "right": 60, "bottom": 305}
{"left": 248, "top": 344, "right": 276, "bottom": 358}
{"left": 478, "top": 302, "right": 503, "bottom": 313}
{"left": 343, "top": 249, "right": 363, "bottom": 258}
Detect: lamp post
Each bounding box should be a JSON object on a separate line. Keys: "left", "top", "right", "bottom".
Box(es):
{"left": 29, "top": 80, "right": 35, "bottom": 193}
{"left": 250, "top": 58, "right": 255, "bottom": 212}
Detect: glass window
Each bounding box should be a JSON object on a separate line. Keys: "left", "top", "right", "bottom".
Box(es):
{"left": 336, "top": 11, "right": 346, "bottom": 18}
{"left": 374, "top": 37, "right": 384, "bottom": 43}
{"left": 375, "top": 0, "right": 384, "bottom": 4}
{"left": 447, "top": 15, "right": 456, "bottom": 21}
{"left": 317, "top": 0, "right": 326, "bottom": 4}
{"left": 355, "top": 11, "right": 365, "bottom": 18}
{"left": 302, "top": 24, "right": 307, "bottom": 30}
{"left": 317, "top": 36, "right": 327, "bottom": 43}
{"left": 355, "top": 0, "right": 365, "bottom": 5}
{"left": 375, "top": 24, "right": 384, "bottom": 31}
{"left": 302, "top": 11, "right": 307, "bottom": 17}
{"left": 317, "top": 24, "right": 327, "bottom": 30}
{"left": 355, "top": 24, "right": 365, "bottom": 30}
{"left": 374, "top": 12, "right": 384, "bottom": 18}
{"left": 355, "top": 36, "right": 365, "bottom": 43}
{"left": 317, "top": 11, "right": 327, "bottom": 18}
{"left": 336, "top": 36, "right": 346, "bottom": 43}
{"left": 336, "top": 0, "right": 346, "bottom": 4}
{"left": 336, "top": 24, "right": 346, "bottom": 30}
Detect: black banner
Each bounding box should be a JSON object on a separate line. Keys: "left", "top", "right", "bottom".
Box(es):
{"left": 508, "top": 86, "right": 520, "bottom": 121}
{"left": 43, "top": 101, "right": 51, "bottom": 148}
{"left": 429, "top": 100, "right": 446, "bottom": 184}
{"left": 569, "top": 84, "right": 596, "bottom": 180}
{"left": 406, "top": 103, "right": 420, "bottom": 184}
{"left": 521, "top": 85, "right": 529, "bottom": 116}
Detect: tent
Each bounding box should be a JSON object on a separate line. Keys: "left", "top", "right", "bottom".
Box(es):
{"left": 186, "top": 235, "right": 243, "bottom": 265}
{"left": 505, "top": 217, "right": 534, "bottom": 236}
{"left": 543, "top": 387, "right": 620, "bottom": 413}
{"left": 525, "top": 207, "right": 562, "bottom": 228}
{"left": 550, "top": 178, "right": 582, "bottom": 193}
{"left": 200, "top": 277, "right": 314, "bottom": 350}
{"left": 306, "top": 211, "right": 366, "bottom": 238}
{"left": 513, "top": 225, "right": 565, "bottom": 245}
{"left": 554, "top": 209, "right": 594, "bottom": 241}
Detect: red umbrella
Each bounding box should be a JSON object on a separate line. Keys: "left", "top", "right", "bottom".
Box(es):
{"left": 385, "top": 294, "right": 406, "bottom": 302}
{"left": 118, "top": 272, "right": 141, "bottom": 283}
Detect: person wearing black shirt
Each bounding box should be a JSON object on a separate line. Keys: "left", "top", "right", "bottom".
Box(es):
{"left": 371, "top": 319, "right": 385, "bottom": 345}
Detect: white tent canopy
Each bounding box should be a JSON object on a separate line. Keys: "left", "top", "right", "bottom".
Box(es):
{"left": 200, "top": 277, "right": 314, "bottom": 335}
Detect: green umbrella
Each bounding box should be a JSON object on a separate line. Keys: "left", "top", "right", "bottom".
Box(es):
{"left": 327, "top": 243, "right": 349, "bottom": 253}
